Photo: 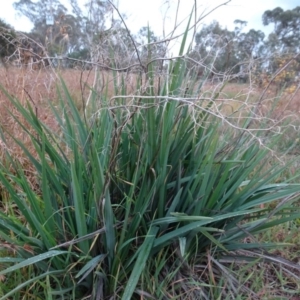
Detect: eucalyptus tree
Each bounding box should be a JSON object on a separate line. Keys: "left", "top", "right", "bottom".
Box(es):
{"left": 187, "top": 19, "right": 266, "bottom": 82}
{"left": 13, "top": 0, "right": 68, "bottom": 44}
{"left": 0, "top": 18, "right": 17, "bottom": 66}
{"left": 68, "top": 0, "right": 116, "bottom": 68}
{"left": 193, "top": 21, "right": 238, "bottom": 75}
{"left": 235, "top": 28, "right": 265, "bottom": 60}
{"left": 262, "top": 6, "right": 300, "bottom": 51}
{"left": 261, "top": 6, "right": 300, "bottom": 86}
{"left": 13, "top": 0, "right": 83, "bottom": 65}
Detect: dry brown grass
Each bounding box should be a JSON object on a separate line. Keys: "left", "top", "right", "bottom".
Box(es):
{"left": 1, "top": 66, "right": 300, "bottom": 165}
{"left": 0, "top": 67, "right": 140, "bottom": 185}
{"left": 0, "top": 68, "right": 57, "bottom": 159}
{"left": 0, "top": 67, "right": 119, "bottom": 140}
{"left": 205, "top": 82, "right": 300, "bottom": 121}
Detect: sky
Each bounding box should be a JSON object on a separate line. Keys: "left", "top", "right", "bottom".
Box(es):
{"left": 0, "top": 0, "right": 299, "bottom": 38}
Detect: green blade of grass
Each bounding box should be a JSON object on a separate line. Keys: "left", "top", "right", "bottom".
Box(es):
{"left": 0, "top": 251, "right": 68, "bottom": 276}
{"left": 71, "top": 162, "right": 89, "bottom": 254}
{"left": 104, "top": 189, "right": 116, "bottom": 271}
{"left": 121, "top": 226, "right": 159, "bottom": 300}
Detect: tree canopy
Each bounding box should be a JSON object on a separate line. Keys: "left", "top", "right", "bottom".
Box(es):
{"left": 0, "top": 18, "right": 16, "bottom": 64}
{"left": 0, "top": 1, "right": 299, "bottom": 84}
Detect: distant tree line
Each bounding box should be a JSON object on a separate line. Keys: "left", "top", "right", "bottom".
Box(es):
{"left": 1, "top": 1, "right": 300, "bottom": 88}
{"left": 188, "top": 6, "right": 300, "bottom": 89}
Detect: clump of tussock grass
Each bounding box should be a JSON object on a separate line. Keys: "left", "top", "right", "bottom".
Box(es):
{"left": 0, "top": 19, "right": 300, "bottom": 300}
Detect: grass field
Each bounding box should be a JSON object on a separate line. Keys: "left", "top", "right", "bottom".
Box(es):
{"left": 0, "top": 65, "right": 300, "bottom": 299}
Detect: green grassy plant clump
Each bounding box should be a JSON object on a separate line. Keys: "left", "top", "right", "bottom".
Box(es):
{"left": 0, "top": 28, "right": 300, "bottom": 299}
